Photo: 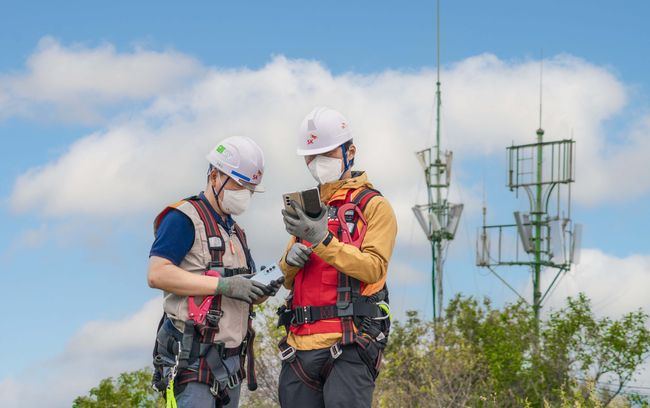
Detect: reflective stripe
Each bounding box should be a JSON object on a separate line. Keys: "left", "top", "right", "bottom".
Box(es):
{"left": 231, "top": 170, "right": 251, "bottom": 182}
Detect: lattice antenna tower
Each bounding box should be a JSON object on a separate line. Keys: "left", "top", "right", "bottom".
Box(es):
{"left": 476, "top": 57, "right": 583, "bottom": 327}
{"left": 413, "top": 0, "right": 464, "bottom": 321}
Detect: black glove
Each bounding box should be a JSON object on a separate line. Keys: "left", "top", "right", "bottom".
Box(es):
{"left": 264, "top": 277, "right": 285, "bottom": 297}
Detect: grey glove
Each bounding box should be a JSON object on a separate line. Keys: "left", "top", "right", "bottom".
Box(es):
{"left": 282, "top": 201, "right": 329, "bottom": 245}
{"left": 285, "top": 242, "right": 313, "bottom": 268}
{"left": 215, "top": 274, "right": 266, "bottom": 303}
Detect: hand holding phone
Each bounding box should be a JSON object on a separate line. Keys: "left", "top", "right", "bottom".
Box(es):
{"left": 250, "top": 263, "right": 283, "bottom": 286}
{"left": 283, "top": 188, "right": 321, "bottom": 218}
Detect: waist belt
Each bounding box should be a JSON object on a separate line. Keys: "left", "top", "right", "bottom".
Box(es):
{"left": 277, "top": 301, "right": 386, "bottom": 326}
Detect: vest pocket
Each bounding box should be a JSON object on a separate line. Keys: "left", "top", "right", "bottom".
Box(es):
{"left": 155, "top": 319, "right": 181, "bottom": 365}
{"left": 320, "top": 268, "right": 339, "bottom": 286}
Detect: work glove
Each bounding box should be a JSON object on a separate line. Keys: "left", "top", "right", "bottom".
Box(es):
{"left": 285, "top": 242, "right": 313, "bottom": 268}
{"left": 215, "top": 274, "right": 266, "bottom": 303}
{"left": 264, "top": 277, "right": 285, "bottom": 297}
{"left": 281, "top": 201, "right": 329, "bottom": 245}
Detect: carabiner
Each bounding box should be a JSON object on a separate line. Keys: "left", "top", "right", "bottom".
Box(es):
{"left": 372, "top": 301, "right": 391, "bottom": 321}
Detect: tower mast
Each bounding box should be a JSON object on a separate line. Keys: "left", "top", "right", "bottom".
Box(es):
{"left": 413, "top": 0, "right": 463, "bottom": 321}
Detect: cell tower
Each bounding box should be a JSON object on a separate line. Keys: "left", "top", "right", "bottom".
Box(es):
{"left": 476, "top": 60, "right": 583, "bottom": 327}
{"left": 413, "top": 0, "right": 463, "bottom": 321}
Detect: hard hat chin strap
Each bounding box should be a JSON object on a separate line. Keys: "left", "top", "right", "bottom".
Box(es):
{"left": 339, "top": 144, "right": 354, "bottom": 180}
{"left": 212, "top": 172, "right": 229, "bottom": 214}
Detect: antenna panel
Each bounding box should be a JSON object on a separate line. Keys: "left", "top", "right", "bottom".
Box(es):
{"left": 570, "top": 223, "right": 583, "bottom": 264}
{"left": 412, "top": 206, "right": 431, "bottom": 239}
{"left": 514, "top": 211, "right": 533, "bottom": 253}
{"left": 445, "top": 151, "right": 453, "bottom": 185}
{"left": 476, "top": 228, "right": 490, "bottom": 266}
{"left": 549, "top": 219, "right": 566, "bottom": 264}
{"left": 445, "top": 203, "right": 463, "bottom": 237}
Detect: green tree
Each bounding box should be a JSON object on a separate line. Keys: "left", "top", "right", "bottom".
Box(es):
{"left": 239, "top": 300, "right": 286, "bottom": 408}
{"left": 78, "top": 294, "right": 650, "bottom": 408}
{"left": 541, "top": 294, "right": 650, "bottom": 406}
{"left": 374, "top": 294, "right": 650, "bottom": 407}
{"left": 73, "top": 368, "right": 164, "bottom": 408}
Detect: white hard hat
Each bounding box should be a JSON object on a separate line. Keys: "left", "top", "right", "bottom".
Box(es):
{"left": 297, "top": 107, "right": 352, "bottom": 156}
{"left": 206, "top": 136, "right": 265, "bottom": 192}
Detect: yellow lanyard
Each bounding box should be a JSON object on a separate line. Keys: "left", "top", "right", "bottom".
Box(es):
{"left": 166, "top": 379, "right": 178, "bottom": 408}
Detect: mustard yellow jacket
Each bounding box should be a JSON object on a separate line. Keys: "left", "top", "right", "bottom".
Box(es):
{"left": 279, "top": 172, "right": 398, "bottom": 350}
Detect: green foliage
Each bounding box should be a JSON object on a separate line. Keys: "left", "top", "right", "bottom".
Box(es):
{"left": 78, "top": 294, "right": 650, "bottom": 408}
{"left": 73, "top": 368, "right": 164, "bottom": 408}
{"left": 239, "top": 300, "right": 286, "bottom": 408}
{"left": 374, "top": 293, "right": 650, "bottom": 408}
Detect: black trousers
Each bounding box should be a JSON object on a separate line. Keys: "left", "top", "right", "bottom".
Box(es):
{"left": 278, "top": 343, "right": 380, "bottom": 408}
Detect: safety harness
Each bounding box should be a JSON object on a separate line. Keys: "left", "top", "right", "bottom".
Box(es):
{"left": 152, "top": 196, "right": 257, "bottom": 406}
{"left": 276, "top": 188, "right": 391, "bottom": 391}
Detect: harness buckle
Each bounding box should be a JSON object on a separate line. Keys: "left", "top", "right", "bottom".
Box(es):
{"left": 294, "top": 306, "right": 312, "bottom": 324}
{"left": 223, "top": 267, "right": 248, "bottom": 277}
{"left": 280, "top": 346, "right": 296, "bottom": 362}
{"left": 336, "top": 301, "right": 354, "bottom": 317}
{"left": 330, "top": 343, "right": 343, "bottom": 359}
{"left": 210, "top": 380, "right": 220, "bottom": 396}
{"left": 206, "top": 310, "right": 224, "bottom": 326}
{"left": 227, "top": 371, "right": 241, "bottom": 389}
{"left": 208, "top": 236, "right": 224, "bottom": 251}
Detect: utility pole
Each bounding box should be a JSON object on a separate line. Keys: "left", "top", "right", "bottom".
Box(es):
{"left": 476, "top": 60, "right": 582, "bottom": 330}
{"left": 413, "top": 0, "right": 463, "bottom": 321}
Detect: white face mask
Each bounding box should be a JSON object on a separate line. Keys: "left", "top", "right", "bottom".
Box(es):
{"left": 308, "top": 155, "right": 343, "bottom": 184}
{"left": 221, "top": 188, "right": 252, "bottom": 215}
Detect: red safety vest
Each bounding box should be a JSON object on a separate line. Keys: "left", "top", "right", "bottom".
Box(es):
{"left": 289, "top": 187, "right": 380, "bottom": 337}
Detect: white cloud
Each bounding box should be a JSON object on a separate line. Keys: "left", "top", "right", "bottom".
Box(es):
{"left": 0, "top": 37, "right": 203, "bottom": 122}
{"left": 388, "top": 259, "right": 429, "bottom": 286}
{"left": 0, "top": 298, "right": 162, "bottom": 408}
{"left": 6, "top": 46, "right": 649, "bottom": 226}
{"left": 542, "top": 248, "right": 650, "bottom": 317}
{"left": 5, "top": 43, "right": 650, "bottom": 325}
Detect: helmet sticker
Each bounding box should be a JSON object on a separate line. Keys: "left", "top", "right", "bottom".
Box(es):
{"left": 216, "top": 144, "right": 233, "bottom": 160}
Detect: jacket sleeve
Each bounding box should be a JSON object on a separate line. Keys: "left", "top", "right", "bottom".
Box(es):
{"left": 279, "top": 236, "right": 300, "bottom": 289}
{"left": 311, "top": 196, "right": 397, "bottom": 284}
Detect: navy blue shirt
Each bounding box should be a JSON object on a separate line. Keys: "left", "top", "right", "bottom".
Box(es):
{"left": 149, "top": 193, "right": 235, "bottom": 266}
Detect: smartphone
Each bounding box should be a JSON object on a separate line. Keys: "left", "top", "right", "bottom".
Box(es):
{"left": 250, "top": 263, "right": 283, "bottom": 286}
{"left": 283, "top": 188, "right": 321, "bottom": 218}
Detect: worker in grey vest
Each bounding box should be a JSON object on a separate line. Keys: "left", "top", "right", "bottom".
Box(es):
{"left": 148, "top": 136, "right": 283, "bottom": 407}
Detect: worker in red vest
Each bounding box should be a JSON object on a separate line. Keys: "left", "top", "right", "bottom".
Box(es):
{"left": 277, "top": 107, "right": 398, "bottom": 407}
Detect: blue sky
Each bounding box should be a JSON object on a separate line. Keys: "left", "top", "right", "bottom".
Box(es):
{"left": 1, "top": 1, "right": 650, "bottom": 405}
